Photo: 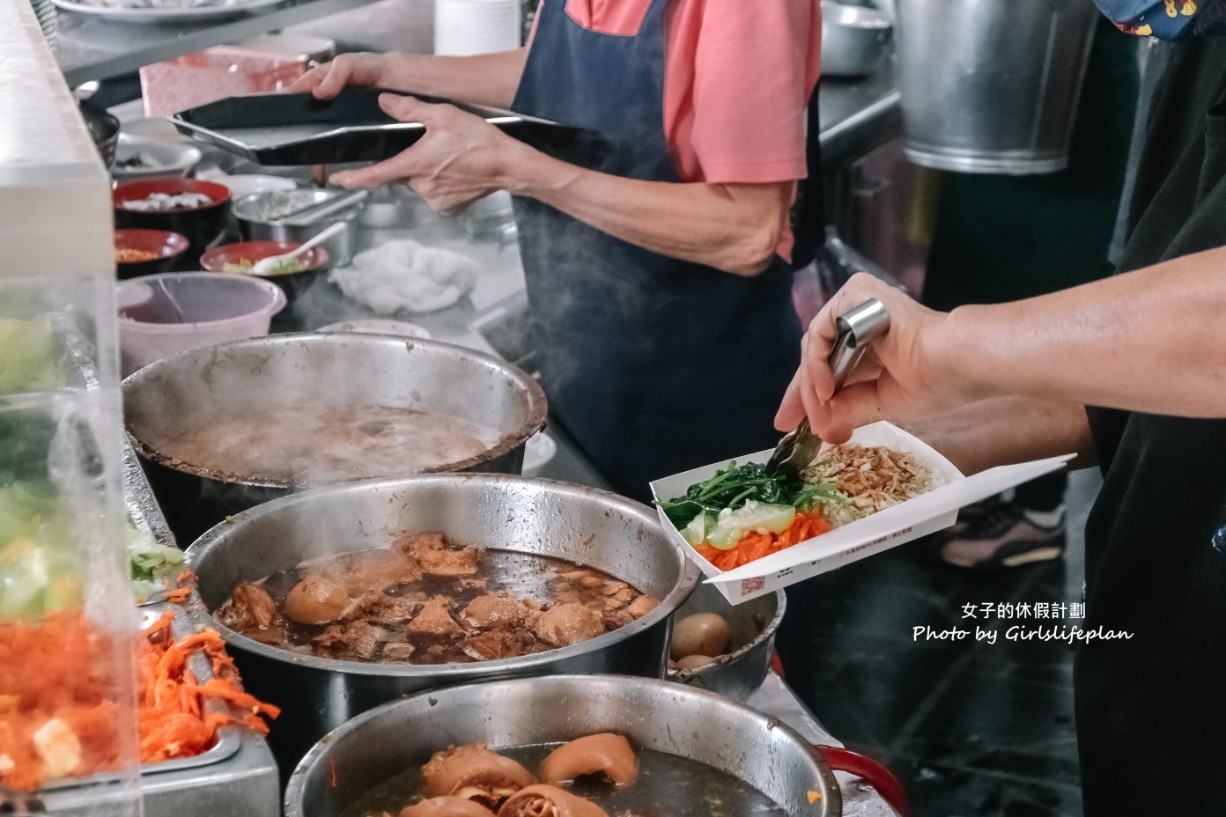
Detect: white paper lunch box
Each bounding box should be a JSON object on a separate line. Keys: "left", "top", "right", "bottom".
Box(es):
{"left": 650, "top": 421, "right": 1073, "bottom": 605}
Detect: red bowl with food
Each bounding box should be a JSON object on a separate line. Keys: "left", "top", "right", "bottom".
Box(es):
{"left": 199, "top": 240, "right": 330, "bottom": 305}
{"left": 114, "top": 228, "right": 191, "bottom": 279}
{"left": 113, "top": 178, "right": 232, "bottom": 256}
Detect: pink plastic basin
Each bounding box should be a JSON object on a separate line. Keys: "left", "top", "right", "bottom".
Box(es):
{"left": 117, "top": 272, "right": 287, "bottom": 376}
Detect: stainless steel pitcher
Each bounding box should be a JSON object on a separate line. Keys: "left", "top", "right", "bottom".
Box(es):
{"left": 895, "top": 0, "right": 1099, "bottom": 174}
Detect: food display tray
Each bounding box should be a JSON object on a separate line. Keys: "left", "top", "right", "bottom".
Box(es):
{"left": 171, "top": 88, "right": 602, "bottom": 166}
{"left": 35, "top": 441, "right": 280, "bottom": 817}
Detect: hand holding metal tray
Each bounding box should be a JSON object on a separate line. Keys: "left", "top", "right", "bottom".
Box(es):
{"left": 171, "top": 87, "right": 603, "bottom": 166}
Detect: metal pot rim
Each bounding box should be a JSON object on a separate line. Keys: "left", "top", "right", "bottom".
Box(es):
{"left": 123, "top": 333, "right": 549, "bottom": 488}
{"left": 667, "top": 587, "right": 787, "bottom": 682}
{"left": 284, "top": 673, "right": 841, "bottom": 817}
{"left": 185, "top": 472, "right": 701, "bottom": 677}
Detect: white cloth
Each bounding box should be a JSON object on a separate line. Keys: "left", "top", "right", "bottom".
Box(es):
{"left": 329, "top": 238, "right": 478, "bottom": 314}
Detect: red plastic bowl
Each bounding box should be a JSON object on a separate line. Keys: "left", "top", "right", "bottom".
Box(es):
{"left": 113, "top": 228, "right": 191, "bottom": 279}
{"left": 199, "top": 240, "right": 330, "bottom": 305}
{"left": 112, "top": 178, "right": 232, "bottom": 256}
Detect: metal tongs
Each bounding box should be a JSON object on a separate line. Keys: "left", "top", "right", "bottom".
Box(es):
{"left": 765, "top": 298, "right": 891, "bottom": 478}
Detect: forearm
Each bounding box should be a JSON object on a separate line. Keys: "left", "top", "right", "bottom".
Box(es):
{"left": 902, "top": 396, "right": 1094, "bottom": 475}
{"left": 499, "top": 147, "right": 788, "bottom": 276}
{"left": 388, "top": 49, "right": 527, "bottom": 109}
{"left": 934, "top": 247, "right": 1226, "bottom": 417}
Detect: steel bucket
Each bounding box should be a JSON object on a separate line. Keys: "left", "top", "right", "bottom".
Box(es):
{"left": 895, "top": 0, "right": 1098, "bottom": 173}
{"left": 186, "top": 474, "right": 700, "bottom": 775}
{"left": 124, "top": 333, "right": 547, "bottom": 543}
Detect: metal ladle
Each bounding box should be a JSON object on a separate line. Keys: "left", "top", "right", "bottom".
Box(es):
{"left": 765, "top": 298, "right": 890, "bottom": 478}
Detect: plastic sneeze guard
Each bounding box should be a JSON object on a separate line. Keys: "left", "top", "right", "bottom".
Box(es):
{"left": 651, "top": 421, "right": 1073, "bottom": 604}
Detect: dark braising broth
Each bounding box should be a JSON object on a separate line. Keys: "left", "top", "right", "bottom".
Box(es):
{"left": 341, "top": 743, "right": 790, "bottom": 817}
{"left": 215, "top": 533, "right": 659, "bottom": 665}
{"left": 157, "top": 405, "right": 502, "bottom": 482}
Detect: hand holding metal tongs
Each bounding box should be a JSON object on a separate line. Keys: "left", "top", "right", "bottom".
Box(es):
{"left": 765, "top": 298, "right": 891, "bottom": 479}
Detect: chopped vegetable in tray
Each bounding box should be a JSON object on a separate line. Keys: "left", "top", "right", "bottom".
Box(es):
{"left": 658, "top": 443, "right": 940, "bottom": 570}
{"left": 0, "top": 481, "right": 83, "bottom": 617}
{"left": 0, "top": 609, "right": 279, "bottom": 791}
{"left": 0, "top": 317, "right": 60, "bottom": 396}
{"left": 128, "top": 524, "right": 183, "bottom": 602}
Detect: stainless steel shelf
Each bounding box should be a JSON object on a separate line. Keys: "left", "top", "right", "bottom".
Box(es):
{"left": 55, "top": 0, "right": 380, "bottom": 86}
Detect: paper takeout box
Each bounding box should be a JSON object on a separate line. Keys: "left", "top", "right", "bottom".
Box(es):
{"left": 650, "top": 421, "right": 1073, "bottom": 604}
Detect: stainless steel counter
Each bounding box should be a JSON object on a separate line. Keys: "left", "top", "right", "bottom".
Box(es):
{"left": 818, "top": 58, "right": 901, "bottom": 171}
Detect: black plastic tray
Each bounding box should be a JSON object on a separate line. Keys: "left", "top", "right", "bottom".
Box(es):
{"left": 170, "top": 88, "right": 601, "bottom": 166}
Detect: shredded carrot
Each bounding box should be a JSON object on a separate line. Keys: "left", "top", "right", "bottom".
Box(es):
{"left": 0, "top": 609, "right": 278, "bottom": 791}
{"left": 694, "top": 511, "right": 832, "bottom": 572}
{"left": 162, "top": 586, "right": 192, "bottom": 604}
{"left": 176, "top": 571, "right": 193, "bottom": 584}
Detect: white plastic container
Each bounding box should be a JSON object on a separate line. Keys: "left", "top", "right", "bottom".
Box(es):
{"left": 116, "top": 272, "right": 287, "bottom": 375}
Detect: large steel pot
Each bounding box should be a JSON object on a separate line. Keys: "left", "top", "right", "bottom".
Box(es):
{"left": 285, "top": 676, "right": 910, "bottom": 817}
{"left": 186, "top": 474, "right": 700, "bottom": 775}
{"left": 124, "top": 333, "right": 547, "bottom": 543}
{"left": 895, "top": 0, "right": 1098, "bottom": 173}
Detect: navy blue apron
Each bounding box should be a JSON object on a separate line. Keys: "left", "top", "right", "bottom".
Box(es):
{"left": 511, "top": 0, "right": 805, "bottom": 501}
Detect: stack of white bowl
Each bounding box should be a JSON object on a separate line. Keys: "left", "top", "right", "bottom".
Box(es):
{"left": 434, "top": 0, "right": 522, "bottom": 56}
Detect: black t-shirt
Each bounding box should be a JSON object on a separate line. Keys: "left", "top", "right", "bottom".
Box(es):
{"left": 1081, "top": 38, "right": 1226, "bottom": 817}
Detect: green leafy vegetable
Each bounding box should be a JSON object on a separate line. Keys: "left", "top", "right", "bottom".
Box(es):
{"left": 128, "top": 524, "right": 183, "bottom": 601}
{"left": 656, "top": 460, "right": 849, "bottom": 530}
{"left": 0, "top": 317, "right": 60, "bottom": 396}
{"left": 0, "top": 480, "right": 82, "bottom": 617}
{"left": 223, "top": 257, "right": 307, "bottom": 276}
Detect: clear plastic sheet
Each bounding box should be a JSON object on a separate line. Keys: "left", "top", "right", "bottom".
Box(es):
{"left": 0, "top": 276, "right": 143, "bottom": 815}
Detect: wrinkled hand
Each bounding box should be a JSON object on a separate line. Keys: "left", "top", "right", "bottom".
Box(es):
{"left": 775, "top": 272, "right": 971, "bottom": 443}
{"left": 289, "top": 52, "right": 402, "bottom": 99}
{"left": 329, "top": 95, "right": 521, "bottom": 213}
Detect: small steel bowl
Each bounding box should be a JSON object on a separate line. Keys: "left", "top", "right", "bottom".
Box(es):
{"left": 821, "top": 1, "right": 893, "bottom": 77}
{"left": 667, "top": 583, "right": 786, "bottom": 700}
{"left": 233, "top": 189, "right": 362, "bottom": 267}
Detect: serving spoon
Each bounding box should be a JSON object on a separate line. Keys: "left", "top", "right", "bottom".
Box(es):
{"left": 249, "top": 221, "right": 346, "bottom": 275}
{"left": 765, "top": 298, "right": 890, "bottom": 479}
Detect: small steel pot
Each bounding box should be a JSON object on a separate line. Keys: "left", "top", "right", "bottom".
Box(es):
{"left": 667, "top": 583, "right": 786, "bottom": 701}
{"left": 285, "top": 675, "right": 911, "bottom": 817}
{"left": 186, "top": 474, "right": 700, "bottom": 775}
{"left": 234, "top": 189, "right": 362, "bottom": 266}
{"left": 821, "top": 1, "right": 893, "bottom": 77}
{"left": 124, "top": 333, "right": 547, "bottom": 543}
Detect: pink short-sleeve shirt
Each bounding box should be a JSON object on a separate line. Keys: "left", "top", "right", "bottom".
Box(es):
{"left": 530, "top": 0, "right": 823, "bottom": 257}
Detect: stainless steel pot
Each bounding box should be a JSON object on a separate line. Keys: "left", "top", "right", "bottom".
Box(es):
{"left": 186, "top": 474, "right": 700, "bottom": 775}
{"left": 667, "top": 583, "right": 785, "bottom": 701}
{"left": 284, "top": 676, "right": 842, "bottom": 817}
{"left": 234, "top": 189, "right": 363, "bottom": 267}
{"left": 124, "top": 333, "right": 547, "bottom": 543}
{"left": 821, "top": 1, "right": 893, "bottom": 78}
{"left": 895, "top": 0, "right": 1098, "bottom": 173}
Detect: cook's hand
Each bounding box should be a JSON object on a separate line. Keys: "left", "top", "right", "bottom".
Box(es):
{"left": 775, "top": 273, "right": 973, "bottom": 443}
{"left": 289, "top": 52, "right": 403, "bottom": 99}
{"left": 329, "top": 95, "right": 524, "bottom": 213}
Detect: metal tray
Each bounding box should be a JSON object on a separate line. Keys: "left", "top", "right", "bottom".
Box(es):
{"left": 171, "top": 88, "right": 603, "bottom": 166}
{"left": 40, "top": 604, "right": 243, "bottom": 797}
